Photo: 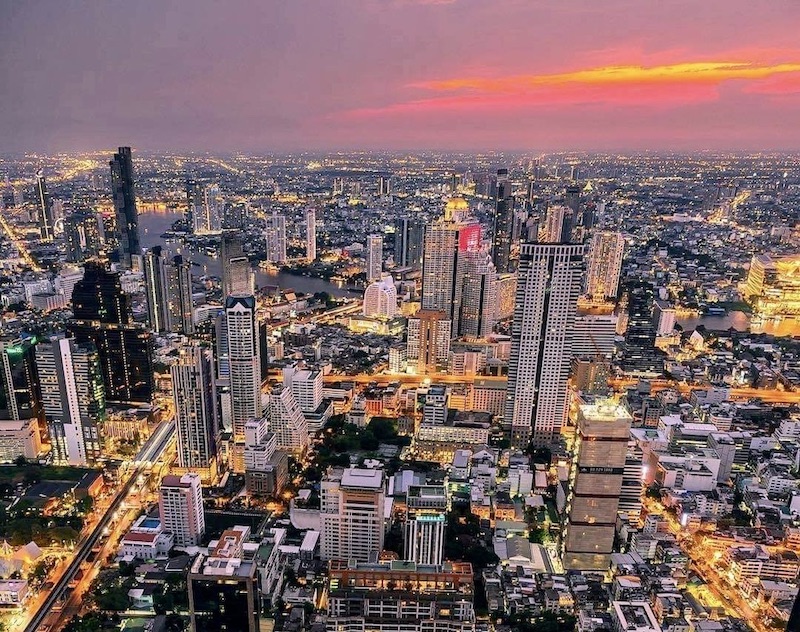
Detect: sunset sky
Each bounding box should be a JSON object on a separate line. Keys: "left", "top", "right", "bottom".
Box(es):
{"left": 2, "top": 0, "right": 800, "bottom": 153}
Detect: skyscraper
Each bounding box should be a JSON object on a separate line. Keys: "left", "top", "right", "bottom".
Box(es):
{"left": 586, "top": 231, "right": 625, "bottom": 300}
{"left": 404, "top": 485, "right": 447, "bottom": 565}
{"left": 35, "top": 170, "right": 54, "bottom": 241}
{"left": 224, "top": 295, "right": 262, "bottom": 468}
{"left": 378, "top": 175, "right": 392, "bottom": 196}
{"left": 366, "top": 233, "right": 383, "bottom": 282}
{"left": 565, "top": 183, "right": 581, "bottom": 214}
{"left": 221, "top": 233, "right": 253, "bottom": 297}
{"left": 541, "top": 205, "right": 573, "bottom": 243}
{"left": 563, "top": 401, "right": 632, "bottom": 570}
{"left": 172, "top": 344, "right": 217, "bottom": 481}
{"left": 64, "top": 211, "right": 104, "bottom": 262}
{"left": 110, "top": 147, "right": 140, "bottom": 269}
{"left": 0, "top": 335, "right": 41, "bottom": 423}
{"left": 166, "top": 255, "right": 194, "bottom": 335}
{"left": 305, "top": 207, "right": 317, "bottom": 262}
{"left": 71, "top": 261, "right": 131, "bottom": 325}
{"left": 457, "top": 252, "right": 497, "bottom": 339}
{"left": 320, "top": 467, "right": 385, "bottom": 561}
{"left": 195, "top": 184, "right": 223, "bottom": 234}
{"left": 143, "top": 247, "right": 170, "bottom": 333}
{"left": 185, "top": 179, "right": 201, "bottom": 228}
{"left": 394, "top": 217, "right": 425, "bottom": 270}
{"left": 491, "top": 168, "right": 513, "bottom": 273}
{"left": 421, "top": 198, "right": 481, "bottom": 325}
{"left": 36, "top": 336, "right": 105, "bottom": 465}
{"left": 620, "top": 284, "right": 665, "bottom": 376}
{"left": 264, "top": 212, "right": 287, "bottom": 264}
{"left": 68, "top": 262, "right": 154, "bottom": 403}
{"left": 159, "top": 473, "right": 205, "bottom": 547}
{"left": 505, "top": 243, "right": 584, "bottom": 447}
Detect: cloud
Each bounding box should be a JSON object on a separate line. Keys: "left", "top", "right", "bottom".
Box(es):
{"left": 338, "top": 59, "right": 800, "bottom": 120}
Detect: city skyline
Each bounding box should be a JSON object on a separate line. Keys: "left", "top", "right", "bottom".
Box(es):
{"left": 2, "top": 1, "right": 800, "bottom": 153}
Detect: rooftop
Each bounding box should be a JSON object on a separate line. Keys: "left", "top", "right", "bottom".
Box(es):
{"left": 341, "top": 467, "right": 384, "bottom": 489}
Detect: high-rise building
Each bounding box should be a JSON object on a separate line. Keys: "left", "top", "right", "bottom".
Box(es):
{"left": 404, "top": 485, "right": 447, "bottom": 566}
{"left": 744, "top": 253, "right": 800, "bottom": 317}
{"left": 172, "top": 345, "right": 217, "bottom": 481}
{"left": 421, "top": 198, "right": 481, "bottom": 325}
{"left": 224, "top": 296, "right": 262, "bottom": 466}
{"left": 305, "top": 207, "right": 317, "bottom": 262}
{"left": 541, "top": 205, "right": 573, "bottom": 243}
{"left": 571, "top": 314, "right": 618, "bottom": 359}
{"left": 143, "top": 246, "right": 170, "bottom": 333}
{"left": 378, "top": 175, "right": 392, "bottom": 197}
{"left": 0, "top": 335, "right": 41, "bottom": 423}
{"left": 491, "top": 168, "right": 514, "bottom": 273}
{"left": 620, "top": 284, "right": 664, "bottom": 376}
{"left": 159, "top": 473, "right": 205, "bottom": 547}
{"left": 366, "top": 233, "right": 384, "bottom": 282}
{"left": 64, "top": 211, "right": 104, "bottom": 262}
{"left": 35, "top": 170, "right": 54, "bottom": 241}
{"left": 457, "top": 252, "right": 497, "bottom": 339}
{"left": 71, "top": 261, "right": 131, "bottom": 325}
{"left": 264, "top": 386, "right": 309, "bottom": 457}
{"left": 283, "top": 365, "right": 322, "bottom": 414}
{"left": 565, "top": 182, "right": 581, "bottom": 211}
{"left": 326, "top": 560, "right": 475, "bottom": 632}
{"left": 652, "top": 299, "right": 677, "bottom": 336}
{"left": 221, "top": 233, "right": 253, "bottom": 297}
{"left": 68, "top": 263, "right": 154, "bottom": 403}
{"left": 563, "top": 401, "right": 632, "bottom": 570}
{"left": 185, "top": 179, "right": 202, "bottom": 228}
{"left": 264, "top": 212, "right": 287, "bottom": 264}
{"left": 166, "top": 255, "right": 194, "bottom": 335}
{"left": 586, "top": 231, "right": 624, "bottom": 300}
{"left": 505, "top": 243, "right": 583, "bottom": 447}
{"left": 363, "top": 276, "right": 398, "bottom": 319}
{"left": 188, "top": 526, "right": 261, "bottom": 632}
{"left": 193, "top": 184, "right": 223, "bottom": 234}
{"left": 406, "top": 310, "right": 451, "bottom": 374}
{"left": 619, "top": 445, "right": 644, "bottom": 523}
{"left": 394, "top": 217, "right": 425, "bottom": 270}
{"left": 321, "top": 467, "right": 385, "bottom": 561}
{"left": 110, "top": 147, "right": 140, "bottom": 269}
{"left": 36, "top": 336, "right": 105, "bottom": 465}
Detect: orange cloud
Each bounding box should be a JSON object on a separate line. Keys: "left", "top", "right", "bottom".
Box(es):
{"left": 410, "top": 61, "right": 800, "bottom": 93}
{"left": 339, "top": 59, "right": 800, "bottom": 120}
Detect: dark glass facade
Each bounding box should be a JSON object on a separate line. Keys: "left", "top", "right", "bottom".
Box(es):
{"left": 71, "top": 262, "right": 131, "bottom": 324}
{"left": 67, "top": 321, "right": 154, "bottom": 404}
{"left": 110, "top": 146, "right": 140, "bottom": 268}
{"left": 491, "top": 168, "right": 513, "bottom": 273}
{"left": 0, "top": 335, "right": 41, "bottom": 421}
{"left": 188, "top": 573, "right": 260, "bottom": 632}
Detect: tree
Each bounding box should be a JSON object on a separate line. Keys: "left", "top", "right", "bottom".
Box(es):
{"left": 367, "top": 417, "right": 397, "bottom": 443}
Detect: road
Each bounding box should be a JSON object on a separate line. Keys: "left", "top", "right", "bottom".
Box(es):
{"left": 21, "top": 419, "right": 175, "bottom": 632}
{"left": 0, "top": 209, "right": 43, "bottom": 272}
{"left": 314, "top": 372, "right": 800, "bottom": 406}
{"left": 642, "top": 497, "right": 768, "bottom": 632}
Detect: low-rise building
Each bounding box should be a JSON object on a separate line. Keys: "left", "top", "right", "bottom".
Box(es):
{"left": 326, "top": 560, "right": 475, "bottom": 632}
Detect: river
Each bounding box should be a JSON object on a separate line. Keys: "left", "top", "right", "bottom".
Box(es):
{"left": 677, "top": 310, "right": 800, "bottom": 337}
{"left": 137, "top": 210, "right": 351, "bottom": 297}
